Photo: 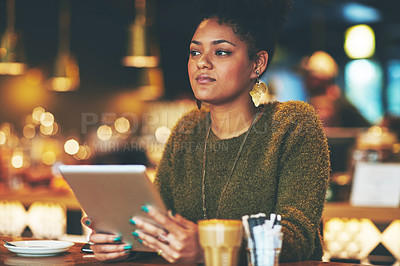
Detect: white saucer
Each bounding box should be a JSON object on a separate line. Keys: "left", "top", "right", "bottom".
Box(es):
{"left": 4, "top": 240, "right": 75, "bottom": 257}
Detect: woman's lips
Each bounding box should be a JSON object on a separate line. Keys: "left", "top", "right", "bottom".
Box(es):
{"left": 196, "top": 74, "right": 216, "bottom": 84}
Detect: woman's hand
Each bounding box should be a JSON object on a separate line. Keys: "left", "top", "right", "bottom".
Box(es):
{"left": 130, "top": 206, "right": 203, "bottom": 263}
{"left": 81, "top": 217, "right": 132, "bottom": 262}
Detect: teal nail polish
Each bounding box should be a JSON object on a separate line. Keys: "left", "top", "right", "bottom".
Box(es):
{"left": 131, "top": 231, "right": 139, "bottom": 238}
{"left": 124, "top": 245, "right": 132, "bottom": 250}
{"left": 84, "top": 220, "right": 91, "bottom": 226}
{"left": 129, "top": 218, "right": 136, "bottom": 225}
{"left": 141, "top": 205, "right": 149, "bottom": 213}
{"left": 137, "top": 238, "right": 143, "bottom": 244}
{"left": 125, "top": 250, "right": 131, "bottom": 254}
{"left": 171, "top": 210, "right": 176, "bottom": 216}
{"left": 113, "top": 236, "right": 121, "bottom": 242}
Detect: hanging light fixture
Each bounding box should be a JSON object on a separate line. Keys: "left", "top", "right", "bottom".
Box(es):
{"left": 0, "top": 0, "right": 26, "bottom": 75}
{"left": 122, "top": 0, "right": 160, "bottom": 68}
{"left": 46, "top": 0, "right": 79, "bottom": 92}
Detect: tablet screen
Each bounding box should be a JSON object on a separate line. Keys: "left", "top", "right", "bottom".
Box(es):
{"left": 59, "top": 164, "right": 167, "bottom": 252}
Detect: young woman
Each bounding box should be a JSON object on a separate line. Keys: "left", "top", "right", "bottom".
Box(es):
{"left": 84, "top": 0, "right": 330, "bottom": 263}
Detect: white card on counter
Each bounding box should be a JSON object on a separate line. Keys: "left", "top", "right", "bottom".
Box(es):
{"left": 350, "top": 162, "right": 400, "bottom": 207}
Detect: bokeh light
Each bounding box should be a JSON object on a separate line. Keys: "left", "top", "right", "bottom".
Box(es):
{"left": 32, "top": 107, "right": 45, "bottom": 124}
{"left": 0, "top": 131, "right": 6, "bottom": 145}
{"left": 11, "top": 152, "right": 24, "bottom": 168}
{"left": 23, "top": 124, "right": 36, "bottom": 139}
{"left": 42, "top": 151, "right": 57, "bottom": 165}
{"left": 114, "top": 117, "right": 130, "bottom": 134}
{"left": 345, "top": 59, "right": 383, "bottom": 123}
{"left": 40, "top": 112, "right": 54, "bottom": 127}
{"left": 64, "top": 139, "right": 80, "bottom": 155}
{"left": 344, "top": 24, "right": 375, "bottom": 59}
{"left": 97, "top": 125, "right": 112, "bottom": 141}
{"left": 155, "top": 126, "right": 171, "bottom": 144}
{"left": 74, "top": 145, "right": 92, "bottom": 160}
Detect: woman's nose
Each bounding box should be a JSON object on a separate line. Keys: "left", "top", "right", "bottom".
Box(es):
{"left": 197, "top": 54, "right": 212, "bottom": 69}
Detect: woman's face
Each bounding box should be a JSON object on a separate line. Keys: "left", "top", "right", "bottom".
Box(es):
{"left": 188, "top": 18, "right": 257, "bottom": 106}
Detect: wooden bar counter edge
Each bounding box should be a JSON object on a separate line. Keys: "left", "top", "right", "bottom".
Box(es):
{"left": 0, "top": 235, "right": 362, "bottom": 266}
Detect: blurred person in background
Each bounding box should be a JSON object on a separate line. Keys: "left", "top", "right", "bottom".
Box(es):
{"left": 300, "top": 51, "right": 371, "bottom": 128}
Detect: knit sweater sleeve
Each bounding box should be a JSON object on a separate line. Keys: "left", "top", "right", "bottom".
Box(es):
{"left": 153, "top": 130, "right": 176, "bottom": 212}
{"left": 153, "top": 109, "right": 205, "bottom": 213}
{"left": 273, "top": 101, "right": 330, "bottom": 261}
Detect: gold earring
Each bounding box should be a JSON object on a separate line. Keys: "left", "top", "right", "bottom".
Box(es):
{"left": 249, "top": 70, "right": 272, "bottom": 107}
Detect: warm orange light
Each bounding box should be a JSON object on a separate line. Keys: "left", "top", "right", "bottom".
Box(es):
{"left": 0, "top": 131, "right": 6, "bottom": 145}
{"left": 32, "top": 107, "right": 45, "bottom": 124}
{"left": 42, "top": 151, "right": 56, "bottom": 165}
{"left": 74, "top": 145, "right": 91, "bottom": 160}
{"left": 115, "top": 117, "right": 130, "bottom": 134}
{"left": 64, "top": 139, "right": 80, "bottom": 155}
{"left": 0, "top": 122, "right": 12, "bottom": 136}
{"left": 40, "top": 124, "right": 53, "bottom": 136}
{"left": 7, "top": 135, "right": 19, "bottom": 149}
{"left": 47, "top": 77, "right": 73, "bottom": 92}
{"left": 11, "top": 152, "right": 24, "bottom": 168}
{"left": 25, "top": 68, "right": 44, "bottom": 86}
{"left": 40, "top": 112, "right": 54, "bottom": 127}
{"left": 122, "top": 56, "right": 159, "bottom": 68}
{"left": 3, "top": 77, "right": 49, "bottom": 112}
{"left": 155, "top": 126, "right": 171, "bottom": 144}
{"left": 0, "top": 62, "right": 26, "bottom": 75}
{"left": 23, "top": 124, "right": 36, "bottom": 139}
{"left": 97, "top": 125, "right": 112, "bottom": 141}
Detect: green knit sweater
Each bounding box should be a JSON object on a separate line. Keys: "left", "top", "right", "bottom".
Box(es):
{"left": 154, "top": 101, "right": 330, "bottom": 262}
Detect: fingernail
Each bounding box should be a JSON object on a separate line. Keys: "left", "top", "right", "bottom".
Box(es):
{"left": 131, "top": 231, "right": 139, "bottom": 238}
{"left": 171, "top": 210, "right": 176, "bottom": 216}
{"left": 141, "top": 205, "right": 149, "bottom": 213}
{"left": 124, "top": 245, "right": 132, "bottom": 250}
{"left": 84, "top": 220, "right": 91, "bottom": 226}
{"left": 137, "top": 238, "right": 143, "bottom": 243}
{"left": 129, "top": 218, "right": 136, "bottom": 225}
{"left": 113, "top": 236, "right": 121, "bottom": 242}
{"left": 125, "top": 250, "right": 131, "bottom": 254}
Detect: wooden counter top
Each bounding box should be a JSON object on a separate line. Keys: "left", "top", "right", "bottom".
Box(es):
{"left": 0, "top": 235, "right": 361, "bottom": 265}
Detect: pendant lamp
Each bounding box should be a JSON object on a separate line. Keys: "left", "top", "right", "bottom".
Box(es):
{"left": 122, "top": 0, "right": 160, "bottom": 68}
{"left": 46, "top": 0, "right": 79, "bottom": 92}
{"left": 0, "top": 0, "right": 26, "bottom": 75}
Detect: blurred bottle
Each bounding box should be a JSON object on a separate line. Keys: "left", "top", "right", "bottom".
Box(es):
{"left": 352, "top": 126, "right": 398, "bottom": 164}
{"left": 327, "top": 126, "right": 399, "bottom": 202}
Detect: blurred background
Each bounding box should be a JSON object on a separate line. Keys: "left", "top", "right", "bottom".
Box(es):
{"left": 1, "top": 0, "right": 400, "bottom": 264}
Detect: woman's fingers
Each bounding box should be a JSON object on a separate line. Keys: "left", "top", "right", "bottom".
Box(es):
{"left": 133, "top": 230, "right": 179, "bottom": 263}
{"left": 136, "top": 205, "right": 184, "bottom": 235}
{"left": 130, "top": 206, "right": 202, "bottom": 263}
{"left": 91, "top": 243, "right": 131, "bottom": 253}
{"left": 130, "top": 216, "right": 167, "bottom": 238}
{"left": 91, "top": 244, "right": 131, "bottom": 262}
{"left": 89, "top": 233, "right": 124, "bottom": 244}
{"left": 88, "top": 232, "right": 133, "bottom": 262}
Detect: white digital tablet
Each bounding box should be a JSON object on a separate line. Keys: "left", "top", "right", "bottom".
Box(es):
{"left": 59, "top": 164, "right": 167, "bottom": 252}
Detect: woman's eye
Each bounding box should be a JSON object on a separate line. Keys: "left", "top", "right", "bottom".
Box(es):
{"left": 216, "top": 50, "right": 231, "bottom": 56}
{"left": 190, "top": 50, "right": 200, "bottom": 56}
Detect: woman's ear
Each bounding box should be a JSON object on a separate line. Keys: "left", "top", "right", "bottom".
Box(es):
{"left": 251, "top": 51, "right": 269, "bottom": 78}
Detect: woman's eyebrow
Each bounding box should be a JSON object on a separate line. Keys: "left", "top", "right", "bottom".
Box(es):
{"left": 190, "top": 40, "right": 201, "bottom": 45}
{"left": 212, "top": 39, "right": 236, "bottom": 46}
{"left": 190, "top": 39, "right": 236, "bottom": 46}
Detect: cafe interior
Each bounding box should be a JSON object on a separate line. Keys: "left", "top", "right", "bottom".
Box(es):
{"left": 0, "top": 0, "right": 400, "bottom": 265}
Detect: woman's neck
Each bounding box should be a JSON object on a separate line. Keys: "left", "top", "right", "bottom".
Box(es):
{"left": 209, "top": 100, "right": 258, "bottom": 139}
